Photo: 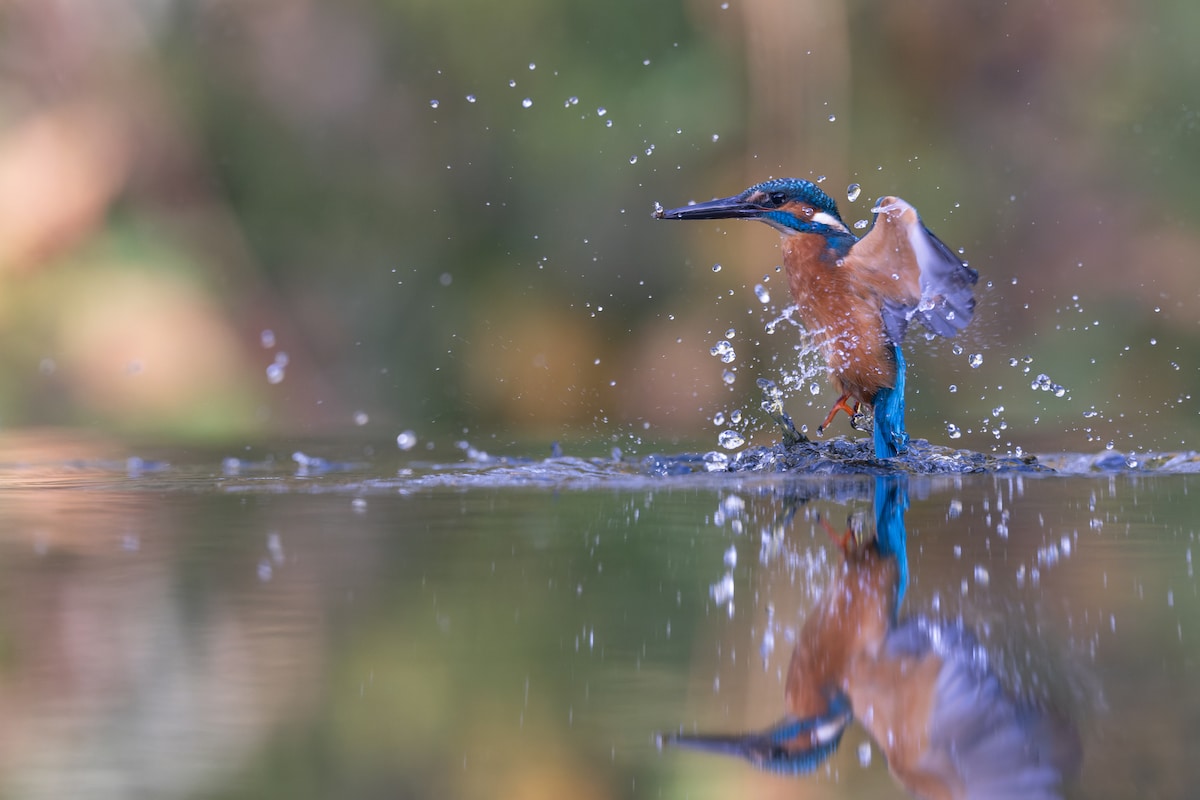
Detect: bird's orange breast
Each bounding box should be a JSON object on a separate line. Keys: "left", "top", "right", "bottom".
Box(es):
{"left": 782, "top": 233, "right": 899, "bottom": 406}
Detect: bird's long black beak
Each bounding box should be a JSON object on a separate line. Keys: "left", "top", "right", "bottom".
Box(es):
{"left": 654, "top": 195, "right": 763, "bottom": 221}
{"left": 664, "top": 709, "right": 849, "bottom": 776}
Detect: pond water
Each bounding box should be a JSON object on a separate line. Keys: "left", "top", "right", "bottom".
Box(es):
{"left": 0, "top": 433, "right": 1197, "bottom": 799}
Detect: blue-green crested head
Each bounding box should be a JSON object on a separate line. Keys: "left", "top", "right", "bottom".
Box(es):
{"left": 745, "top": 177, "right": 840, "bottom": 218}
{"left": 739, "top": 178, "right": 848, "bottom": 237}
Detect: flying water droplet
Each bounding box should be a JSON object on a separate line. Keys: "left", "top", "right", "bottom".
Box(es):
{"left": 968, "top": 353, "right": 983, "bottom": 368}
{"left": 710, "top": 340, "right": 736, "bottom": 363}
{"left": 754, "top": 284, "right": 770, "bottom": 304}
{"left": 853, "top": 219, "right": 869, "bottom": 230}
{"left": 429, "top": 99, "right": 440, "bottom": 108}
{"left": 717, "top": 430, "right": 746, "bottom": 450}
{"left": 397, "top": 430, "right": 417, "bottom": 450}
{"left": 466, "top": 94, "right": 477, "bottom": 103}
{"left": 266, "top": 362, "right": 285, "bottom": 384}
{"left": 946, "top": 423, "right": 962, "bottom": 439}
{"left": 712, "top": 263, "right": 722, "bottom": 273}
{"left": 521, "top": 97, "right": 533, "bottom": 108}
{"left": 722, "top": 370, "right": 736, "bottom": 385}
{"left": 847, "top": 183, "right": 861, "bottom": 202}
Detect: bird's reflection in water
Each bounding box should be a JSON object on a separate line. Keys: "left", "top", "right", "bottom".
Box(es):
{"left": 672, "top": 477, "right": 1081, "bottom": 800}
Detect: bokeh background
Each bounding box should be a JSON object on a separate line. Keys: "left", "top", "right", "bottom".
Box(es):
{"left": 1, "top": 0, "right": 1198, "bottom": 454}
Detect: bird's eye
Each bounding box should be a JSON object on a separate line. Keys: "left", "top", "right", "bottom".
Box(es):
{"left": 769, "top": 192, "right": 787, "bottom": 206}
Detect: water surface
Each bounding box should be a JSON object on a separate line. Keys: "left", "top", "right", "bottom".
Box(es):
{"left": 0, "top": 434, "right": 1196, "bottom": 799}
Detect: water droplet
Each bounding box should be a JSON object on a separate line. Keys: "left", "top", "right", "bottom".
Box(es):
{"left": 710, "top": 340, "right": 736, "bottom": 363}
{"left": 260, "top": 329, "right": 276, "bottom": 348}
{"left": 429, "top": 99, "right": 440, "bottom": 108}
{"left": 629, "top": 155, "right": 638, "bottom": 164}
{"left": 754, "top": 284, "right": 771, "bottom": 304}
{"left": 991, "top": 405, "right": 1005, "bottom": 417}
{"left": 521, "top": 97, "right": 533, "bottom": 108}
{"left": 597, "top": 107, "right": 607, "bottom": 116}
{"left": 702, "top": 451, "right": 730, "bottom": 471}
{"left": 847, "top": 183, "right": 861, "bottom": 202}
{"left": 952, "top": 344, "right": 964, "bottom": 356}
{"left": 354, "top": 411, "right": 369, "bottom": 426}
{"left": 948, "top": 384, "right": 957, "bottom": 393}
{"left": 712, "top": 263, "right": 722, "bottom": 273}
{"left": 397, "top": 430, "right": 418, "bottom": 450}
{"left": 718, "top": 430, "right": 746, "bottom": 450}
{"left": 827, "top": 114, "right": 837, "bottom": 122}
{"left": 968, "top": 353, "right": 983, "bottom": 368}
{"left": 528, "top": 62, "right": 537, "bottom": 70}
{"left": 809, "top": 382, "right": 821, "bottom": 396}
{"left": 713, "top": 412, "right": 726, "bottom": 426}
{"left": 730, "top": 409, "right": 742, "bottom": 424}
{"left": 853, "top": 219, "right": 869, "bottom": 229}
{"left": 266, "top": 363, "right": 285, "bottom": 384}
{"left": 508, "top": 79, "right": 517, "bottom": 88}
{"left": 946, "top": 423, "right": 962, "bottom": 439}
{"left": 711, "top": 133, "right": 720, "bottom": 142}
{"left": 466, "top": 94, "right": 477, "bottom": 103}
{"left": 722, "top": 370, "right": 736, "bottom": 385}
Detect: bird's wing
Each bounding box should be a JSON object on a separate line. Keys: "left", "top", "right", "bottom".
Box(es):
{"left": 884, "top": 620, "right": 1081, "bottom": 800}
{"left": 850, "top": 196, "right": 979, "bottom": 343}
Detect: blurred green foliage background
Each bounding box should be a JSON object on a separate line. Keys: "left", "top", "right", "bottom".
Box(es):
{"left": 1, "top": 0, "right": 1198, "bottom": 454}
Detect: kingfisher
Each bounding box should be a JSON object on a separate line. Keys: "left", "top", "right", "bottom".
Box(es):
{"left": 656, "top": 178, "right": 978, "bottom": 458}
{"left": 668, "top": 478, "right": 1080, "bottom": 798}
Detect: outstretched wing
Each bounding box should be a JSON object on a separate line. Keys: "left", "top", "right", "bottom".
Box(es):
{"left": 884, "top": 620, "right": 1082, "bottom": 800}
{"left": 850, "top": 197, "right": 979, "bottom": 344}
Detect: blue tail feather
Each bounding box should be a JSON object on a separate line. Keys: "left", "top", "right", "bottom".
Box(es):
{"left": 872, "top": 344, "right": 910, "bottom": 459}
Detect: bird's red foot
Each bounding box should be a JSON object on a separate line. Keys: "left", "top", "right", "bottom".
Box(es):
{"left": 817, "top": 395, "right": 859, "bottom": 436}
{"left": 816, "top": 513, "right": 858, "bottom": 552}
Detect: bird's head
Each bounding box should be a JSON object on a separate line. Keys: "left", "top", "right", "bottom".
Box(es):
{"left": 656, "top": 177, "right": 854, "bottom": 251}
